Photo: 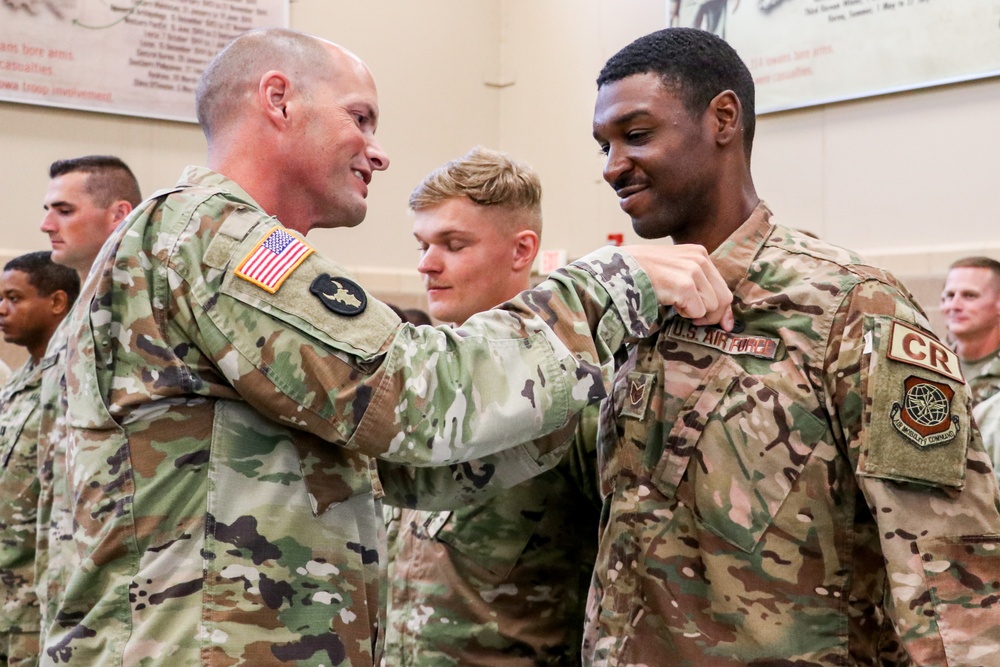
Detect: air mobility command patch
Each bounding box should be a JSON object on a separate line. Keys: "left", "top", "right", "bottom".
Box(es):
{"left": 862, "top": 319, "right": 969, "bottom": 489}
{"left": 234, "top": 227, "right": 314, "bottom": 293}
{"left": 890, "top": 376, "right": 959, "bottom": 448}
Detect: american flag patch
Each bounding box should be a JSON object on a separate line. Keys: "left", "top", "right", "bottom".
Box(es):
{"left": 234, "top": 228, "right": 314, "bottom": 293}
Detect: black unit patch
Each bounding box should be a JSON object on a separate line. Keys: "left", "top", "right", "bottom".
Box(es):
{"left": 310, "top": 274, "right": 367, "bottom": 316}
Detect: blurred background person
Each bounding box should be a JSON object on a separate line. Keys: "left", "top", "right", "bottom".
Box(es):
{"left": 940, "top": 256, "right": 1000, "bottom": 405}
{"left": 942, "top": 256, "right": 1000, "bottom": 485}
{"left": 0, "top": 251, "right": 79, "bottom": 667}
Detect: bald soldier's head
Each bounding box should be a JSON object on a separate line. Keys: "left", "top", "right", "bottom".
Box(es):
{"left": 195, "top": 29, "right": 389, "bottom": 235}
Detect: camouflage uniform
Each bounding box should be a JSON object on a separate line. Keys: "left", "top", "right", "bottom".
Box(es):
{"left": 47, "top": 166, "right": 661, "bottom": 666}
{"left": 972, "top": 393, "right": 1000, "bottom": 488}
{"left": 961, "top": 348, "right": 1000, "bottom": 406}
{"left": 381, "top": 408, "right": 601, "bottom": 667}
{"left": 0, "top": 359, "right": 43, "bottom": 667}
{"left": 585, "top": 203, "right": 1000, "bottom": 666}
{"left": 33, "top": 321, "right": 74, "bottom": 655}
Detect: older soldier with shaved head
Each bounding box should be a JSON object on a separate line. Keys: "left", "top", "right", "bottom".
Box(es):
{"left": 45, "top": 28, "right": 736, "bottom": 666}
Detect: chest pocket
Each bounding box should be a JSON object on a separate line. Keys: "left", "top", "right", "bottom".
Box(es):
{"left": 654, "top": 355, "right": 827, "bottom": 553}
{"left": 0, "top": 403, "right": 36, "bottom": 468}
{"left": 414, "top": 484, "right": 547, "bottom": 579}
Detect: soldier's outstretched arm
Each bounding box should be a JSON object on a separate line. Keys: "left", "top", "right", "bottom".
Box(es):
{"left": 186, "top": 221, "right": 725, "bottom": 466}
{"left": 81, "top": 201, "right": 731, "bottom": 471}
{"left": 348, "top": 243, "right": 732, "bottom": 467}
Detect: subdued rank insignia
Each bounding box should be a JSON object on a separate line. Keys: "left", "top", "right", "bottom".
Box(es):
{"left": 890, "top": 375, "right": 960, "bottom": 448}
{"left": 310, "top": 274, "right": 367, "bottom": 316}
{"left": 621, "top": 372, "right": 655, "bottom": 419}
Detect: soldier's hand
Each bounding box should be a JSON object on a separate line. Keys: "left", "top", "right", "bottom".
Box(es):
{"left": 625, "top": 244, "right": 735, "bottom": 331}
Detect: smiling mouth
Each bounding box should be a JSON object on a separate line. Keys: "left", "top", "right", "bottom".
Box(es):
{"left": 615, "top": 183, "right": 646, "bottom": 199}
{"left": 352, "top": 169, "right": 371, "bottom": 185}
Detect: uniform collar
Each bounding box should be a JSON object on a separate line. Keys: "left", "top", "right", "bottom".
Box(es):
{"left": 177, "top": 166, "right": 264, "bottom": 211}
{"left": 709, "top": 201, "right": 775, "bottom": 294}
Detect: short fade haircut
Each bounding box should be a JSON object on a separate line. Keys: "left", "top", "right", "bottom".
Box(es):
{"left": 49, "top": 155, "right": 142, "bottom": 209}
{"left": 4, "top": 250, "right": 81, "bottom": 306}
{"left": 409, "top": 147, "right": 543, "bottom": 236}
{"left": 196, "top": 28, "right": 336, "bottom": 141}
{"left": 949, "top": 256, "right": 1000, "bottom": 291}
{"left": 597, "top": 28, "right": 756, "bottom": 159}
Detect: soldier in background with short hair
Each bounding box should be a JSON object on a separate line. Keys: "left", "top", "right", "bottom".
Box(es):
{"left": 33, "top": 155, "right": 142, "bottom": 653}
{"left": 0, "top": 251, "right": 79, "bottom": 667}
{"left": 940, "top": 256, "right": 1000, "bottom": 404}
{"left": 942, "top": 256, "right": 1000, "bottom": 486}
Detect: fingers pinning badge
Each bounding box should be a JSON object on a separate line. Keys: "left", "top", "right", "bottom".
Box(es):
{"left": 310, "top": 274, "right": 367, "bottom": 316}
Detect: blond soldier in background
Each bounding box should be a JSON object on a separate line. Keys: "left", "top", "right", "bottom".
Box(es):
{"left": 941, "top": 256, "right": 1000, "bottom": 485}
{"left": 44, "top": 28, "right": 736, "bottom": 666}
{"left": 0, "top": 252, "right": 79, "bottom": 667}
{"left": 585, "top": 27, "right": 1000, "bottom": 665}
{"left": 382, "top": 148, "right": 601, "bottom": 666}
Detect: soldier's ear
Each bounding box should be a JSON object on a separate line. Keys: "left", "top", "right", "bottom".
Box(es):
{"left": 51, "top": 289, "right": 70, "bottom": 317}
{"left": 511, "top": 230, "right": 539, "bottom": 272}
{"left": 259, "top": 71, "right": 293, "bottom": 128}
{"left": 708, "top": 90, "right": 741, "bottom": 149}
{"left": 109, "top": 200, "right": 132, "bottom": 228}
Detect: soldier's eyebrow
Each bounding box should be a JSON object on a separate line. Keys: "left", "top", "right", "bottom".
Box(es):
{"left": 610, "top": 109, "right": 654, "bottom": 126}
{"left": 415, "top": 228, "right": 476, "bottom": 244}
{"left": 593, "top": 109, "right": 656, "bottom": 140}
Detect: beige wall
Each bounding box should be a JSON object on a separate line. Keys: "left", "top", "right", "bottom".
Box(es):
{"left": 1, "top": 0, "right": 998, "bottom": 366}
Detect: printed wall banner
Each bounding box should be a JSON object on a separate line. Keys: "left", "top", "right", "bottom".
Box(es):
{"left": 668, "top": 0, "right": 1000, "bottom": 113}
{"left": 1, "top": 0, "right": 289, "bottom": 122}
